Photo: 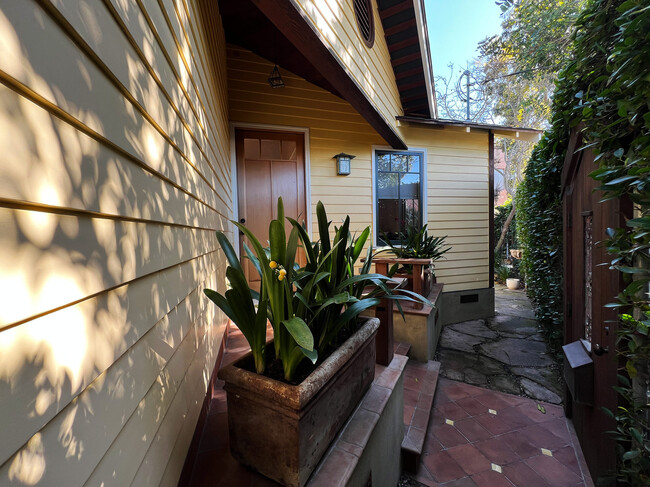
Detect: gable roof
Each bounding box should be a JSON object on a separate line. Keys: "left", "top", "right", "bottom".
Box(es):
{"left": 217, "top": 0, "right": 408, "bottom": 149}
{"left": 378, "top": 0, "right": 437, "bottom": 119}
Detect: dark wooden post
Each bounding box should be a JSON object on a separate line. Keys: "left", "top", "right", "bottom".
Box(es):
{"left": 373, "top": 261, "right": 394, "bottom": 366}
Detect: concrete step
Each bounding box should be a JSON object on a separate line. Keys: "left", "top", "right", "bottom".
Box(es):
{"left": 401, "top": 360, "right": 441, "bottom": 472}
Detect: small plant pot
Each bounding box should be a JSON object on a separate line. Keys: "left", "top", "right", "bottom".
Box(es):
{"left": 506, "top": 278, "right": 520, "bottom": 290}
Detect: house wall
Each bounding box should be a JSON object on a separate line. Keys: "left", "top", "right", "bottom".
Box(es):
{"left": 0, "top": 1, "right": 231, "bottom": 486}
{"left": 403, "top": 125, "right": 491, "bottom": 292}
{"left": 227, "top": 48, "right": 490, "bottom": 293}
{"left": 292, "top": 0, "right": 404, "bottom": 138}
{"left": 227, "top": 45, "right": 385, "bottom": 241}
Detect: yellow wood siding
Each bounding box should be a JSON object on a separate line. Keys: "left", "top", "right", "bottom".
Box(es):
{"left": 292, "top": 0, "right": 404, "bottom": 138}
{"left": 0, "top": 1, "right": 230, "bottom": 485}
{"left": 228, "top": 48, "right": 490, "bottom": 294}
{"left": 403, "top": 125, "right": 491, "bottom": 292}
{"left": 227, "top": 46, "right": 383, "bottom": 241}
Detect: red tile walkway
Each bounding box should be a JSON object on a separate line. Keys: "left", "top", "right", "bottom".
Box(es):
{"left": 186, "top": 326, "right": 594, "bottom": 487}
{"left": 409, "top": 378, "right": 594, "bottom": 487}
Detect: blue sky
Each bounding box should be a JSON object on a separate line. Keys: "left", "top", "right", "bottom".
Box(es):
{"left": 424, "top": 0, "right": 503, "bottom": 79}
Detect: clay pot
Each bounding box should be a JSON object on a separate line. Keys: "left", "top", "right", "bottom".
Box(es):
{"left": 218, "top": 317, "right": 380, "bottom": 487}
{"left": 506, "top": 278, "right": 520, "bottom": 290}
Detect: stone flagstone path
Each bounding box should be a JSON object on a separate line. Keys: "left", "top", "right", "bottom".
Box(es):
{"left": 434, "top": 284, "right": 563, "bottom": 405}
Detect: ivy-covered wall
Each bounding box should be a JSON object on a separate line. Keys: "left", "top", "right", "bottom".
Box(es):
{"left": 516, "top": 0, "right": 649, "bottom": 482}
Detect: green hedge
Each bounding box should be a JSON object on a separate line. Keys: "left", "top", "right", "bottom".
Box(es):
{"left": 516, "top": 139, "right": 564, "bottom": 344}
{"left": 516, "top": 0, "right": 649, "bottom": 481}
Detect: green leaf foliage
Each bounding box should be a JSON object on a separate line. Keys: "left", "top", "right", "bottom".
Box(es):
{"left": 205, "top": 198, "right": 431, "bottom": 382}
{"left": 516, "top": 0, "right": 650, "bottom": 482}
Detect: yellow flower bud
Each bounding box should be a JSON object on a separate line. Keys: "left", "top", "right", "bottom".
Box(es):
{"left": 278, "top": 274, "right": 285, "bottom": 281}
{"left": 279, "top": 269, "right": 287, "bottom": 276}
{"left": 269, "top": 261, "right": 278, "bottom": 269}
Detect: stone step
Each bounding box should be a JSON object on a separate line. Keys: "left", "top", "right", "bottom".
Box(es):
{"left": 401, "top": 360, "right": 441, "bottom": 472}
{"left": 394, "top": 341, "right": 411, "bottom": 356}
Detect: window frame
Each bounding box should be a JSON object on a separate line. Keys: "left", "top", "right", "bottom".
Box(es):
{"left": 372, "top": 147, "right": 427, "bottom": 246}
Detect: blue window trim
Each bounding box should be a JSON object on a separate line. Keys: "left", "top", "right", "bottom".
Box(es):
{"left": 375, "top": 150, "right": 424, "bottom": 246}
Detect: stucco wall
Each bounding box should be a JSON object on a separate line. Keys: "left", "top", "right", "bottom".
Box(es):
{"left": 0, "top": 1, "right": 231, "bottom": 485}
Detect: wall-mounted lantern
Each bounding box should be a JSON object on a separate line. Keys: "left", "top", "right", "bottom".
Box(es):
{"left": 333, "top": 153, "right": 355, "bottom": 175}
{"left": 268, "top": 65, "right": 285, "bottom": 89}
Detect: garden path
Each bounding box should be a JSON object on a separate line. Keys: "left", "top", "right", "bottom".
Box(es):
{"left": 403, "top": 378, "right": 593, "bottom": 487}
{"left": 435, "top": 284, "right": 563, "bottom": 404}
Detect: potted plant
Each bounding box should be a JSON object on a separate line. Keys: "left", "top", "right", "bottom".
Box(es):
{"left": 506, "top": 277, "right": 521, "bottom": 290}
{"left": 204, "top": 199, "right": 428, "bottom": 486}
{"left": 378, "top": 224, "right": 450, "bottom": 295}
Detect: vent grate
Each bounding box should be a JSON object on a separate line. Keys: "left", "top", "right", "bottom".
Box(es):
{"left": 353, "top": 0, "right": 375, "bottom": 47}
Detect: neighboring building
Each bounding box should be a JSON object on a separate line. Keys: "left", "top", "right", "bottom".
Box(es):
{"left": 493, "top": 146, "right": 509, "bottom": 207}
{"left": 0, "top": 1, "right": 538, "bottom": 485}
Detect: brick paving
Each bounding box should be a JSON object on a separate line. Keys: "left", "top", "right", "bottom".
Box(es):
{"left": 408, "top": 378, "right": 593, "bottom": 487}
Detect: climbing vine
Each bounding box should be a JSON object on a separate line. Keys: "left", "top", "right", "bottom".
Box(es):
{"left": 517, "top": 0, "right": 649, "bottom": 483}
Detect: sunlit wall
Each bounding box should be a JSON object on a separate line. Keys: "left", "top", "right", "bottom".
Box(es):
{"left": 0, "top": 0, "right": 231, "bottom": 485}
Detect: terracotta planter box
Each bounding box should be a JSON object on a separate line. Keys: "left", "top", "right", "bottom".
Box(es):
{"left": 218, "top": 317, "right": 380, "bottom": 487}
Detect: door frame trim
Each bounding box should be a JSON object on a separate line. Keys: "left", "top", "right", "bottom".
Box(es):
{"left": 229, "top": 122, "right": 311, "bottom": 255}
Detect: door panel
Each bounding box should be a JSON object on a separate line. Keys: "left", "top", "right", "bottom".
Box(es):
{"left": 236, "top": 130, "right": 306, "bottom": 287}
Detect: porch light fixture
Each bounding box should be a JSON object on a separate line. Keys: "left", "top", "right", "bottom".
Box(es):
{"left": 333, "top": 153, "right": 355, "bottom": 175}
{"left": 268, "top": 65, "right": 285, "bottom": 89}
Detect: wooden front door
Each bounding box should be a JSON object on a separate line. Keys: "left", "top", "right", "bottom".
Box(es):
{"left": 562, "top": 129, "right": 629, "bottom": 481}
{"left": 236, "top": 129, "right": 306, "bottom": 286}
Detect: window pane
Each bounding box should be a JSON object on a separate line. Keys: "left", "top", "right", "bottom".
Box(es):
{"left": 408, "top": 155, "right": 420, "bottom": 173}
{"left": 403, "top": 199, "right": 420, "bottom": 230}
{"left": 281, "top": 140, "right": 297, "bottom": 160}
{"left": 400, "top": 173, "right": 420, "bottom": 199}
{"left": 375, "top": 151, "right": 423, "bottom": 244}
{"left": 377, "top": 173, "right": 398, "bottom": 199}
{"left": 244, "top": 138, "right": 260, "bottom": 160}
{"left": 378, "top": 199, "right": 400, "bottom": 240}
{"left": 260, "top": 139, "right": 282, "bottom": 160}
{"left": 391, "top": 154, "right": 408, "bottom": 172}
{"left": 377, "top": 153, "right": 390, "bottom": 172}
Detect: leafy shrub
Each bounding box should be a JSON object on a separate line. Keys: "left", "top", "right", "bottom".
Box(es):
{"left": 517, "top": 0, "right": 650, "bottom": 482}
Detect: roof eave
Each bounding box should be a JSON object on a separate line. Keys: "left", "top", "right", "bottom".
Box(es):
{"left": 412, "top": 0, "right": 437, "bottom": 119}
{"left": 397, "top": 116, "right": 543, "bottom": 142}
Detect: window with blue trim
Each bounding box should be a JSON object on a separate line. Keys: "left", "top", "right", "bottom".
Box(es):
{"left": 376, "top": 151, "right": 423, "bottom": 245}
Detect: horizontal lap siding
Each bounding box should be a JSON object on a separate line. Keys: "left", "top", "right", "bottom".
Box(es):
{"left": 227, "top": 46, "right": 382, "bottom": 245}
{"left": 293, "top": 0, "right": 403, "bottom": 138}
{"left": 228, "top": 50, "right": 491, "bottom": 293}
{"left": 404, "top": 126, "right": 491, "bottom": 292}
{"left": 0, "top": 1, "right": 230, "bottom": 486}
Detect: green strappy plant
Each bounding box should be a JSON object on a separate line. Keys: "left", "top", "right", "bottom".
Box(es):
{"left": 205, "top": 198, "right": 431, "bottom": 382}
{"left": 379, "top": 224, "right": 450, "bottom": 277}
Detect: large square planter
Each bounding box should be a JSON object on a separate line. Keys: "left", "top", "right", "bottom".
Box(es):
{"left": 217, "top": 317, "right": 380, "bottom": 487}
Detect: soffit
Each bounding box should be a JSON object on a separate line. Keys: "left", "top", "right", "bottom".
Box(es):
{"left": 377, "top": 0, "right": 436, "bottom": 119}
